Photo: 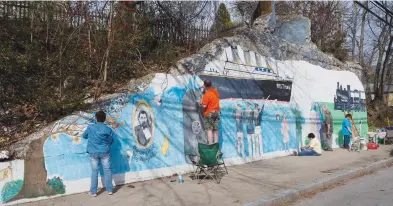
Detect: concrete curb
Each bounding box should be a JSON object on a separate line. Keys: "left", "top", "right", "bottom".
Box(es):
{"left": 244, "top": 157, "right": 393, "bottom": 206}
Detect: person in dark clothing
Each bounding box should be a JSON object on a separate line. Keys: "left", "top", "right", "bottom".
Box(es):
{"left": 322, "top": 107, "right": 334, "bottom": 151}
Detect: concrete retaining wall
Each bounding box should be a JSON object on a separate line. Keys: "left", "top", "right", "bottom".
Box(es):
{"left": 0, "top": 45, "right": 366, "bottom": 205}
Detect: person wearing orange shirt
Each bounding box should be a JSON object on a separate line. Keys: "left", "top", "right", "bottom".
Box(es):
{"left": 201, "top": 80, "right": 221, "bottom": 144}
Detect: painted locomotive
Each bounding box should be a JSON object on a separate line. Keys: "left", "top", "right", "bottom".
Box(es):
{"left": 334, "top": 82, "right": 366, "bottom": 112}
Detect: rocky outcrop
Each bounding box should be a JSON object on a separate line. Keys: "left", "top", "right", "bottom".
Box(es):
{"left": 273, "top": 15, "right": 311, "bottom": 45}
{"left": 170, "top": 15, "right": 362, "bottom": 79}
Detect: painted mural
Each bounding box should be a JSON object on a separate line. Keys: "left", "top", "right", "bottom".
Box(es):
{"left": 0, "top": 160, "right": 24, "bottom": 203}
{"left": 308, "top": 102, "right": 368, "bottom": 148}
{"left": 200, "top": 45, "right": 368, "bottom": 152}
{"left": 214, "top": 99, "right": 297, "bottom": 160}
{"left": 334, "top": 82, "right": 366, "bottom": 112}
{"left": 0, "top": 44, "right": 367, "bottom": 204}
{"left": 189, "top": 74, "right": 295, "bottom": 160}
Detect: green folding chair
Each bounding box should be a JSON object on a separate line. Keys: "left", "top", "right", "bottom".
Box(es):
{"left": 194, "top": 143, "right": 228, "bottom": 184}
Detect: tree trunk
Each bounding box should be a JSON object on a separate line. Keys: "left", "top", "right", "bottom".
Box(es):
{"left": 251, "top": 1, "right": 272, "bottom": 25}
{"left": 9, "top": 138, "right": 55, "bottom": 202}
{"left": 88, "top": 24, "right": 92, "bottom": 79}
{"left": 374, "top": 10, "right": 393, "bottom": 102}
{"left": 59, "top": 39, "right": 63, "bottom": 101}
{"left": 358, "top": 1, "right": 367, "bottom": 66}
{"left": 351, "top": 3, "right": 358, "bottom": 60}
{"left": 30, "top": 2, "right": 34, "bottom": 43}
{"left": 46, "top": 3, "right": 50, "bottom": 61}
{"left": 378, "top": 35, "right": 393, "bottom": 100}
{"left": 373, "top": 25, "right": 389, "bottom": 101}
{"left": 103, "top": 2, "right": 114, "bottom": 82}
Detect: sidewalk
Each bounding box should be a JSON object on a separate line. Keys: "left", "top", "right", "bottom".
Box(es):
{"left": 19, "top": 145, "right": 393, "bottom": 206}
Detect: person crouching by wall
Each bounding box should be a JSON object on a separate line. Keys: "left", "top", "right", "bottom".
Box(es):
{"left": 293, "top": 133, "right": 322, "bottom": 156}
{"left": 201, "top": 80, "right": 221, "bottom": 144}
{"left": 82, "top": 111, "right": 114, "bottom": 197}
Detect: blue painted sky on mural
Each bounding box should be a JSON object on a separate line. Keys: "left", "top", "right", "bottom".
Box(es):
{"left": 219, "top": 100, "right": 297, "bottom": 158}
{"left": 43, "top": 86, "right": 189, "bottom": 181}
{"left": 43, "top": 76, "right": 299, "bottom": 181}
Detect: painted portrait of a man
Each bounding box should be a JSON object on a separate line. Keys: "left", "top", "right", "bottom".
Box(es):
{"left": 133, "top": 101, "right": 154, "bottom": 148}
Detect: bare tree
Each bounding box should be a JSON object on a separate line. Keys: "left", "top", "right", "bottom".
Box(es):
{"left": 230, "top": 1, "right": 258, "bottom": 25}
{"left": 368, "top": 2, "right": 393, "bottom": 103}
{"left": 347, "top": 2, "right": 360, "bottom": 61}
{"left": 251, "top": 1, "right": 272, "bottom": 26}
{"left": 0, "top": 1, "right": 216, "bottom": 147}
{"left": 359, "top": 1, "right": 368, "bottom": 66}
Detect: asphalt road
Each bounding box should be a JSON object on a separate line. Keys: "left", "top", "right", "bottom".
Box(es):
{"left": 293, "top": 166, "right": 393, "bottom": 206}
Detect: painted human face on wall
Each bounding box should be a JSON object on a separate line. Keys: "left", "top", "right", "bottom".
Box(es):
{"left": 132, "top": 100, "right": 155, "bottom": 148}
{"left": 323, "top": 106, "right": 331, "bottom": 115}
{"left": 138, "top": 111, "right": 148, "bottom": 128}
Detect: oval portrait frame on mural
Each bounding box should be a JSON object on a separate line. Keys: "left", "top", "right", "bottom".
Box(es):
{"left": 132, "top": 100, "right": 155, "bottom": 149}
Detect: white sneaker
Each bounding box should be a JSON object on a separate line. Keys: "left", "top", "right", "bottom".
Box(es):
{"left": 87, "top": 192, "right": 97, "bottom": 197}
{"left": 108, "top": 192, "right": 113, "bottom": 195}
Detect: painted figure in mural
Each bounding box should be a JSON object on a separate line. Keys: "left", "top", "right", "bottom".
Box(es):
{"left": 201, "top": 80, "right": 221, "bottom": 144}
{"left": 245, "top": 102, "right": 256, "bottom": 158}
{"left": 275, "top": 113, "right": 281, "bottom": 150}
{"left": 134, "top": 110, "right": 153, "bottom": 147}
{"left": 254, "top": 103, "right": 264, "bottom": 157}
{"left": 281, "top": 112, "right": 290, "bottom": 152}
{"left": 342, "top": 113, "right": 353, "bottom": 149}
{"left": 232, "top": 103, "right": 245, "bottom": 157}
{"left": 310, "top": 103, "right": 322, "bottom": 141}
{"left": 182, "top": 88, "right": 206, "bottom": 162}
{"left": 321, "top": 106, "right": 334, "bottom": 151}
{"left": 359, "top": 120, "right": 363, "bottom": 136}
{"left": 293, "top": 133, "right": 322, "bottom": 156}
{"left": 82, "top": 111, "right": 114, "bottom": 197}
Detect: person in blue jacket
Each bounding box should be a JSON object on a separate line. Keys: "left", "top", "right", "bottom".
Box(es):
{"left": 342, "top": 113, "right": 353, "bottom": 149}
{"left": 83, "top": 111, "right": 114, "bottom": 197}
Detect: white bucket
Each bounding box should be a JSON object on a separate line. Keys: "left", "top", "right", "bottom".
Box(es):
{"left": 360, "top": 138, "right": 367, "bottom": 151}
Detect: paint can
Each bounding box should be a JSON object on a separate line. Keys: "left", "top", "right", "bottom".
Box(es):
{"left": 367, "top": 143, "right": 378, "bottom": 150}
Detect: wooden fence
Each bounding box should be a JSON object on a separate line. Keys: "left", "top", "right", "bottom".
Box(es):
{"left": 149, "top": 19, "right": 212, "bottom": 44}
{"left": 0, "top": 1, "right": 214, "bottom": 45}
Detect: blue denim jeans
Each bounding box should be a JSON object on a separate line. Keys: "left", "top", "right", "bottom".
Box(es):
{"left": 298, "top": 149, "right": 320, "bottom": 156}
{"left": 343, "top": 135, "right": 351, "bottom": 147}
{"left": 90, "top": 153, "right": 113, "bottom": 194}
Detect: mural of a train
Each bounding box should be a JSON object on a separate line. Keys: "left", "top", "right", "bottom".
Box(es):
{"left": 334, "top": 82, "right": 366, "bottom": 112}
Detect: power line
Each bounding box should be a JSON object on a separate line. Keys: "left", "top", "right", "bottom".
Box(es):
{"left": 373, "top": 1, "right": 393, "bottom": 19}
{"left": 355, "top": 1, "right": 393, "bottom": 28}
